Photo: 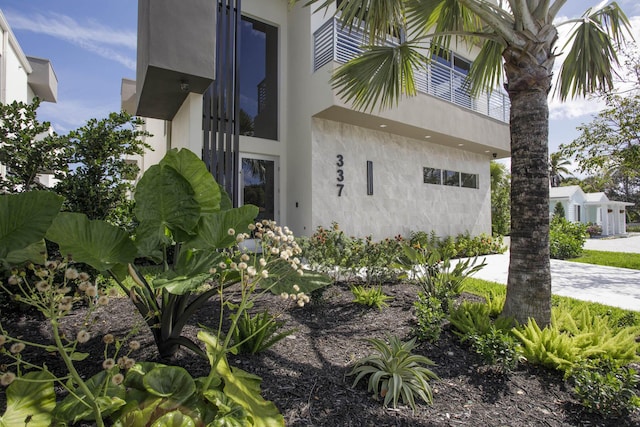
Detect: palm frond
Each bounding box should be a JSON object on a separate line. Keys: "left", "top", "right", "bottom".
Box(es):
{"left": 556, "top": 3, "right": 633, "bottom": 100}
{"left": 330, "top": 43, "right": 428, "bottom": 112}
{"left": 406, "top": 0, "right": 485, "bottom": 51}
{"left": 467, "top": 38, "right": 506, "bottom": 96}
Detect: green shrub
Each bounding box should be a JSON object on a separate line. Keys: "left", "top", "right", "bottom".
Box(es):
{"left": 351, "top": 285, "right": 393, "bottom": 310}
{"left": 553, "top": 202, "right": 566, "bottom": 219}
{"left": 350, "top": 336, "right": 438, "bottom": 412}
{"left": 448, "top": 301, "right": 514, "bottom": 338}
{"left": 550, "top": 216, "right": 587, "bottom": 259}
{"left": 230, "top": 309, "right": 296, "bottom": 354}
{"left": 571, "top": 357, "right": 640, "bottom": 418}
{"left": 464, "top": 327, "right": 521, "bottom": 372}
{"left": 413, "top": 293, "right": 446, "bottom": 342}
{"left": 512, "top": 307, "right": 640, "bottom": 374}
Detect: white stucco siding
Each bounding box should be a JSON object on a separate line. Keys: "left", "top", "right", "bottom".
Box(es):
{"left": 5, "top": 39, "right": 29, "bottom": 103}
{"left": 311, "top": 118, "right": 491, "bottom": 239}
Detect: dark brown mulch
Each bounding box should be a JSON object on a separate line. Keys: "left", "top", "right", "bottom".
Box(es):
{"left": 1, "top": 282, "right": 639, "bottom": 426}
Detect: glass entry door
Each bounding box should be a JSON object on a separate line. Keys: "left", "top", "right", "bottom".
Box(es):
{"left": 239, "top": 155, "right": 278, "bottom": 222}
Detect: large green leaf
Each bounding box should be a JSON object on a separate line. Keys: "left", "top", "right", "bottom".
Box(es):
{"left": 160, "top": 149, "right": 221, "bottom": 214}
{"left": 54, "top": 370, "right": 126, "bottom": 423}
{"left": 134, "top": 164, "right": 201, "bottom": 251}
{"left": 198, "top": 332, "right": 284, "bottom": 427}
{"left": 185, "top": 205, "right": 259, "bottom": 251}
{"left": 0, "top": 191, "right": 63, "bottom": 264}
{"left": 46, "top": 212, "right": 137, "bottom": 272}
{"left": 143, "top": 366, "right": 196, "bottom": 409}
{"left": 4, "top": 240, "right": 47, "bottom": 267}
{"left": 152, "top": 272, "right": 210, "bottom": 295}
{"left": 173, "top": 247, "right": 225, "bottom": 278}
{"left": 0, "top": 371, "right": 56, "bottom": 427}
{"left": 150, "top": 411, "right": 196, "bottom": 427}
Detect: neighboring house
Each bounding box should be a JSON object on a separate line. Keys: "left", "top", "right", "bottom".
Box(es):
{"left": 550, "top": 185, "right": 634, "bottom": 236}
{"left": 0, "top": 9, "right": 58, "bottom": 186}
{"left": 123, "top": 0, "right": 510, "bottom": 239}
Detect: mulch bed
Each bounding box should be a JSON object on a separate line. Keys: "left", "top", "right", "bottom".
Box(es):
{"left": 1, "top": 281, "right": 639, "bottom": 426}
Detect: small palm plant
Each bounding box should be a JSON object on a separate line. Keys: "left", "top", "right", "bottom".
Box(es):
{"left": 350, "top": 335, "right": 438, "bottom": 412}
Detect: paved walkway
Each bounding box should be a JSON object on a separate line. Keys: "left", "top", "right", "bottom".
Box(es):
{"left": 467, "top": 234, "right": 640, "bottom": 312}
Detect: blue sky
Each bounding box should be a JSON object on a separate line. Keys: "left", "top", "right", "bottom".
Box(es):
{"left": 2, "top": 0, "right": 639, "bottom": 169}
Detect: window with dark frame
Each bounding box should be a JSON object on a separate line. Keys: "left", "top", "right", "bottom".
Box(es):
{"left": 423, "top": 167, "right": 442, "bottom": 185}
{"left": 461, "top": 172, "right": 478, "bottom": 189}
{"left": 443, "top": 170, "right": 460, "bottom": 186}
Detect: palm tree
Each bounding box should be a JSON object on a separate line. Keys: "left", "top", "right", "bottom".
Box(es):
{"left": 294, "top": 0, "right": 632, "bottom": 325}
{"left": 549, "top": 152, "right": 573, "bottom": 187}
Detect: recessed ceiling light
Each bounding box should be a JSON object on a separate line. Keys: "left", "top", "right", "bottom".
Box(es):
{"left": 458, "top": 143, "right": 464, "bottom": 146}
{"left": 379, "top": 124, "right": 388, "bottom": 128}
{"left": 424, "top": 135, "right": 431, "bottom": 139}
{"left": 484, "top": 150, "right": 491, "bottom": 153}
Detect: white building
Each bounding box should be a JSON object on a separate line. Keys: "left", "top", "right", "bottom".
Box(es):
{"left": 124, "top": 0, "right": 510, "bottom": 239}
{"left": 0, "top": 9, "right": 58, "bottom": 185}
{"left": 550, "top": 185, "right": 634, "bottom": 236}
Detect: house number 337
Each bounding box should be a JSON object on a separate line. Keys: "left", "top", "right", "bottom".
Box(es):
{"left": 336, "top": 154, "right": 344, "bottom": 197}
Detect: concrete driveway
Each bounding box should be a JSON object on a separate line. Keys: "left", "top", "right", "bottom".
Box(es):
{"left": 467, "top": 234, "right": 640, "bottom": 312}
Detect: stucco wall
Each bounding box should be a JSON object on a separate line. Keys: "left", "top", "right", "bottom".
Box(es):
{"left": 311, "top": 118, "right": 491, "bottom": 239}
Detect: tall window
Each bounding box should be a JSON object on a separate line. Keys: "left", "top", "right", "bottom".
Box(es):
{"left": 239, "top": 17, "right": 278, "bottom": 140}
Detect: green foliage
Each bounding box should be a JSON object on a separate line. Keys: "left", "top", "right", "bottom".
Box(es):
{"left": 299, "top": 224, "right": 403, "bottom": 284}
{"left": 408, "top": 230, "right": 506, "bottom": 257}
{"left": 490, "top": 161, "right": 510, "bottom": 236}
{"left": 553, "top": 202, "right": 566, "bottom": 219}
{"left": 512, "top": 306, "right": 640, "bottom": 374}
{"left": 0, "top": 371, "right": 56, "bottom": 427}
{"left": 550, "top": 216, "right": 587, "bottom": 259}
{"left": 350, "top": 336, "right": 438, "bottom": 412}
{"left": 571, "top": 357, "right": 640, "bottom": 418}
{"left": 53, "top": 111, "right": 151, "bottom": 221}
{"left": 464, "top": 327, "right": 521, "bottom": 372}
{"left": 396, "top": 245, "right": 487, "bottom": 304}
{"left": 412, "top": 293, "right": 446, "bottom": 342}
{"left": 448, "top": 301, "right": 514, "bottom": 338}
{"left": 0, "top": 191, "right": 63, "bottom": 269}
{"left": 231, "top": 309, "right": 296, "bottom": 354}
{"left": 350, "top": 284, "right": 392, "bottom": 310}
{"left": 0, "top": 99, "right": 68, "bottom": 193}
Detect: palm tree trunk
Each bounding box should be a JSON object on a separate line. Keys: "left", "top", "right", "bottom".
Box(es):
{"left": 502, "top": 82, "right": 552, "bottom": 327}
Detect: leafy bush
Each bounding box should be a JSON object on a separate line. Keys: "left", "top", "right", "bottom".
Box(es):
{"left": 512, "top": 307, "right": 640, "bottom": 374}
{"left": 553, "top": 202, "right": 566, "bottom": 219}
{"left": 350, "top": 336, "right": 438, "bottom": 412}
{"left": 571, "top": 357, "right": 640, "bottom": 418}
{"left": 409, "top": 230, "right": 507, "bottom": 257}
{"left": 351, "top": 285, "right": 393, "bottom": 310}
{"left": 464, "top": 327, "right": 521, "bottom": 372}
{"left": 413, "top": 293, "right": 446, "bottom": 342}
{"left": 230, "top": 309, "right": 296, "bottom": 354}
{"left": 448, "top": 301, "right": 514, "bottom": 338}
{"left": 550, "top": 216, "right": 587, "bottom": 259}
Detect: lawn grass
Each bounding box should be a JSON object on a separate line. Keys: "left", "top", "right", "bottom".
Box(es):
{"left": 464, "top": 277, "right": 640, "bottom": 328}
{"left": 568, "top": 249, "right": 640, "bottom": 270}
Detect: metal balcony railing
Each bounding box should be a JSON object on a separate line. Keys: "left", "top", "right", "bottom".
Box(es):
{"left": 313, "top": 18, "right": 510, "bottom": 123}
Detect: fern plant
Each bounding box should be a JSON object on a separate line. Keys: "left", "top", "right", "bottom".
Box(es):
{"left": 350, "top": 285, "right": 393, "bottom": 310}
{"left": 230, "top": 309, "right": 296, "bottom": 354}
{"left": 350, "top": 335, "right": 438, "bottom": 412}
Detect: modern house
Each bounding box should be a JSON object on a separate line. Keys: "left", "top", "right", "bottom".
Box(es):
{"left": 0, "top": 9, "right": 58, "bottom": 186}
{"left": 123, "top": 0, "right": 510, "bottom": 239}
{"left": 550, "top": 185, "right": 633, "bottom": 236}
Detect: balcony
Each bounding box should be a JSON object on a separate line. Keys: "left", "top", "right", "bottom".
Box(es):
{"left": 313, "top": 18, "right": 509, "bottom": 123}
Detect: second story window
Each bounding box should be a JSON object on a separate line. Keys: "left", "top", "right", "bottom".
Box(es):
{"left": 239, "top": 16, "right": 278, "bottom": 140}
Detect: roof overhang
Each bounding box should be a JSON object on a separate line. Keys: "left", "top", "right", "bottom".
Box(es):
{"left": 27, "top": 57, "right": 58, "bottom": 102}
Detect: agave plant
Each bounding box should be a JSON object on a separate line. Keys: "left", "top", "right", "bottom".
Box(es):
{"left": 350, "top": 335, "right": 438, "bottom": 412}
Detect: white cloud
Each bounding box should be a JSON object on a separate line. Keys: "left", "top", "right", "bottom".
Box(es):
{"left": 39, "top": 99, "right": 113, "bottom": 134}
{"left": 5, "top": 10, "right": 136, "bottom": 70}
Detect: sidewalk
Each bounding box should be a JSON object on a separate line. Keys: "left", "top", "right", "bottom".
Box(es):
{"left": 466, "top": 235, "right": 640, "bottom": 312}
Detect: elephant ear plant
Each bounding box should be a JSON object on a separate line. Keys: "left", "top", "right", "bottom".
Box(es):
{"left": 45, "top": 148, "right": 323, "bottom": 359}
